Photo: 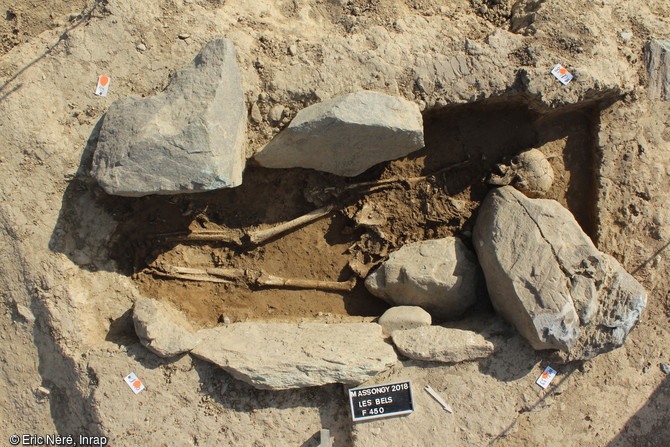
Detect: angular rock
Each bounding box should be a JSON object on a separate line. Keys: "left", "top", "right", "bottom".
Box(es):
{"left": 249, "top": 102, "right": 262, "bottom": 123}
{"left": 620, "top": 32, "right": 633, "bottom": 43}
{"left": 92, "top": 39, "right": 246, "bottom": 196}
{"left": 191, "top": 322, "right": 397, "bottom": 389}
{"left": 645, "top": 39, "right": 670, "bottom": 100}
{"left": 254, "top": 91, "right": 424, "bottom": 176}
{"left": 133, "top": 297, "right": 201, "bottom": 358}
{"left": 268, "top": 104, "right": 285, "bottom": 124}
{"left": 365, "top": 238, "right": 481, "bottom": 320}
{"left": 14, "top": 301, "right": 35, "bottom": 323}
{"left": 391, "top": 326, "right": 494, "bottom": 363}
{"left": 473, "top": 186, "right": 646, "bottom": 359}
{"left": 378, "top": 306, "right": 432, "bottom": 335}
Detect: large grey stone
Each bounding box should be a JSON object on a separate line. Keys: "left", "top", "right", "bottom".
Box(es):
{"left": 133, "top": 297, "right": 201, "bottom": 358}
{"left": 365, "top": 238, "right": 481, "bottom": 320}
{"left": 92, "top": 38, "right": 246, "bottom": 196}
{"left": 391, "top": 326, "right": 494, "bottom": 363}
{"left": 645, "top": 39, "right": 670, "bottom": 100}
{"left": 378, "top": 306, "right": 432, "bottom": 335}
{"left": 473, "top": 186, "right": 646, "bottom": 359}
{"left": 254, "top": 91, "right": 424, "bottom": 176}
{"left": 191, "top": 322, "right": 397, "bottom": 389}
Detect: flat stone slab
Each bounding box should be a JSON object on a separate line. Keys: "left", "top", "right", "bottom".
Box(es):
{"left": 191, "top": 322, "right": 398, "bottom": 389}
{"left": 365, "top": 237, "right": 481, "bottom": 320}
{"left": 391, "top": 326, "right": 494, "bottom": 363}
{"left": 133, "top": 297, "right": 201, "bottom": 358}
{"left": 645, "top": 39, "right": 670, "bottom": 100}
{"left": 254, "top": 90, "right": 424, "bottom": 176}
{"left": 91, "top": 38, "right": 246, "bottom": 196}
{"left": 473, "top": 186, "right": 647, "bottom": 359}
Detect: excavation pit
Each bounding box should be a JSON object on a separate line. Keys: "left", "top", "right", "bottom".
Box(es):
{"left": 103, "top": 95, "right": 608, "bottom": 329}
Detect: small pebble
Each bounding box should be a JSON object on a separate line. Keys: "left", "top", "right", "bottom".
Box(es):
{"left": 15, "top": 302, "right": 35, "bottom": 323}
{"left": 35, "top": 386, "right": 51, "bottom": 396}
{"left": 136, "top": 43, "right": 147, "bottom": 51}
{"left": 72, "top": 250, "right": 91, "bottom": 266}
{"left": 620, "top": 32, "right": 633, "bottom": 43}
{"left": 178, "top": 33, "right": 191, "bottom": 40}
{"left": 288, "top": 44, "right": 298, "bottom": 56}
{"left": 661, "top": 363, "right": 670, "bottom": 374}
{"left": 268, "top": 104, "right": 284, "bottom": 124}
{"left": 250, "top": 103, "right": 262, "bottom": 123}
{"left": 223, "top": 316, "right": 231, "bottom": 324}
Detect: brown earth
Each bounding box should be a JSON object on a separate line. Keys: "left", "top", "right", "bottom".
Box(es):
{"left": 108, "top": 96, "right": 602, "bottom": 328}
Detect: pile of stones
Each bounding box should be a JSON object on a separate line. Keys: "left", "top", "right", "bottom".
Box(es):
{"left": 92, "top": 39, "right": 647, "bottom": 390}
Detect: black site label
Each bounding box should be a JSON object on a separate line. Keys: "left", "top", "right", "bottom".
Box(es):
{"left": 348, "top": 380, "right": 414, "bottom": 422}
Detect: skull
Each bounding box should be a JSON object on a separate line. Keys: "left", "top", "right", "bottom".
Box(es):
{"left": 488, "top": 148, "right": 554, "bottom": 197}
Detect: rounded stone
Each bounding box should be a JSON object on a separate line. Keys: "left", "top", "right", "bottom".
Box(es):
{"left": 365, "top": 237, "right": 482, "bottom": 320}
{"left": 254, "top": 91, "right": 424, "bottom": 176}
{"left": 378, "top": 306, "right": 432, "bottom": 335}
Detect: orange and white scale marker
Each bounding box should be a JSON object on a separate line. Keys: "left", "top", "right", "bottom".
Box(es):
{"left": 124, "top": 372, "right": 145, "bottom": 394}
{"left": 536, "top": 366, "right": 557, "bottom": 389}
{"left": 551, "top": 64, "right": 574, "bottom": 85}
{"left": 95, "top": 75, "right": 110, "bottom": 97}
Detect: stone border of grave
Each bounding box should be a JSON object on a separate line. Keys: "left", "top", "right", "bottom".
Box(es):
{"left": 102, "top": 39, "right": 647, "bottom": 390}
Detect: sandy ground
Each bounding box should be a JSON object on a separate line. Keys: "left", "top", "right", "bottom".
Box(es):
{"left": 0, "top": 0, "right": 669, "bottom": 445}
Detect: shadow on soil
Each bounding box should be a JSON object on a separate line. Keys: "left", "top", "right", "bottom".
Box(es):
{"left": 30, "top": 294, "right": 105, "bottom": 437}
{"left": 607, "top": 374, "right": 670, "bottom": 447}
{"left": 193, "top": 359, "right": 354, "bottom": 447}
{"left": 425, "top": 314, "right": 547, "bottom": 382}
{"left": 419, "top": 95, "right": 603, "bottom": 240}
{"left": 486, "top": 363, "right": 582, "bottom": 446}
{"left": 48, "top": 116, "right": 120, "bottom": 273}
